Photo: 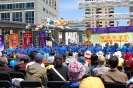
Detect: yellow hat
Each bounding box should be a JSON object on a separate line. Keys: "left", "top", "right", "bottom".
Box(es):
{"left": 79, "top": 77, "right": 105, "bottom": 88}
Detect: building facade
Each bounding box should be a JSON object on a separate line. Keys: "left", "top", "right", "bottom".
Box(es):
{"left": 0, "top": 0, "right": 59, "bottom": 25}
{"left": 85, "top": 0, "right": 114, "bottom": 28}
{"left": 63, "top": 19, "right": 85, "bottom": 44}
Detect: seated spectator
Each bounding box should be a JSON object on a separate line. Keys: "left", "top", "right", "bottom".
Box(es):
{"left": 113, "top": 51, "right": 124, "bottom": 67}
{"left": 77, "top": 56, "right": 91, "bottom": 76}
{"left": 79, "top": 77, "right": 104, "bottom": 88}
{"left": 124, "top": 52, "right": 133, "bottom": 67}
{"left": 124, "top": 52, "right": 133, "bottom": 71}
{"left": 26, "top": 51, "right": 45, "bottom": 71}
{"left": 90, "top": 54, "right": 98, "bottom": 70}
{"left": 84, "top": 51, "right": 92, "bottom": 66}
{"left": 96, "top": 51, "right": 106, "bottom": 65}
{"left": 62, "top": 54, "right": 67, "bottom": 67}
{"left": 47, "top": 55, "right": 68, "bottom": 81}
{"left": 65, "top": 52, "right": 76, "bottom": 64}
{"left": 92, "top": 56, "right": 110, "bottom": 76}
{"left": 62, "top": 61, "right": 85, "bottom": 88}
{"left": 26, "top": 53, "right": 48, "bottom": 86}
{"left": 47, "top": 51, "right": 55, "bottom": 63}
{"left": 101, "top": 56, "right": 128, "bottom": 83}
{"left": 20, "top": 55, "right": 29, "bottom": 70}
{"left": 78, "top": 52, "right": 84, "bottom": 57}
{"left": 0, "top": 56, "right": 14, "bottom": 73}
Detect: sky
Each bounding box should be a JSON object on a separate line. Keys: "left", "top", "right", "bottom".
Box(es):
{"left": 60, "top": 0, "right": 130, "bottom": 26}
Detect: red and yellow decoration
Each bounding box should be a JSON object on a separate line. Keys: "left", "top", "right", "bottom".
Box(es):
{"left": 9, "top": 33, "right": 19, "bottom": 49}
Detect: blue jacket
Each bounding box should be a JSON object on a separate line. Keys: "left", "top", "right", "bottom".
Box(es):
{"left": 122, "top": 45, "right": 127, "bottom": 54}
{"left": 38, "top": 49, "right": 44, "bottom": 54}
{"left": 126, "top": 46, "right": 132, "bottom": 53}
{"left": 45, "top": 47, "right": 51, "bottom": 55}
{"left": 94, "top": 47, "right": 100, "bottom": 54}
{"left": 14, "top": 48, "right": 21, "bottom": 54}
{"left": 53, "top": 41, "right": 67, "bottom": 55}
{"left": 103, "top": 46, "right": 110, "bottom": 55}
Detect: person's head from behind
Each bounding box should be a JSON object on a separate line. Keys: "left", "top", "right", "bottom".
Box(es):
{"left": 35, "top": 53, "right": 45, "bottom": 64}
{"left": 109, "top": 56, "right": 118, "bottom": 69}
{"left": 78, "top": 52, "right": 84, "bottom": 57}
{"left": 29, "top": 51, "right": 38, "bottom": 61}
{"left": 98, "top": 56, "right": 106, "bottom": 65}
{"left": 0, "top": 57, "right": 8, "bottom": 66}
{"left": 79, "top": 77, "right": 104, "bottom": 88}
{"left": 68, "top": 52, "right": 73, "bottom": 56}
{"left": 54, "top": 55, "right": 63, "bottom": 69}
{"left": 23, "top": 55, "right": 29, "bottom": 63}
{"left": 62, "top": 54, "right": 66, "bottom": 62}
{"left": 68, "top": 61, "right": 85, "bottom": 81}
{"left": 51, "top": 51, "right": 55, "bottom": 56}
{"left": 90, "top": 54, "right": 98, "bottom": 61}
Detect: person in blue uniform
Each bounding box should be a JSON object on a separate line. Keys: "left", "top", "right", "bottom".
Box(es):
{"left": 94, "top": 43, "right": 101, "bottom": 54}
{"left": 103, "top": 43, "right": 110, "bottom": 60}
{"left": 14, "top": 46, "right": 21, "bottom": 54}
{"left": 112, "top": 43, "right": 121, "bottom": 54}
{"left": 53, "top": 40, "right": 67, "bottom": 55}
{"left": 90, "top": 43, "right": 95, "bottom": 54}
{"left": 122, "top": 43, "right": 127, "bottom": 54}
{"left": 45, "top": 46, "right": 51, "bottom": 55}
{"left": 86, "top": 44, "right": 92, "bottom": 52}
{"left": 126, "top": 42, "right": 132, "bottom": 53}
{"left": 38, "top": 46, "right": 44, "bottom": 54}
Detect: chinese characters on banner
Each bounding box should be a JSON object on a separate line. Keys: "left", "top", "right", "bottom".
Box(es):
{"left": 0, "top": 35, "right": 4, "bottom": 51}
{"left": 85, "top": 29, "right": 92, "bottom": 44}
{"left": 39, "top": 31, "right": 46, "bottom": 46}
{"left": 9, "top": 33, "right": 19, "bottom": 49}
{"left": 22, "top": 32, "right": 32, "bottom": 48}
{"left": 99, "top": 35, "right": 128, "bottom": 43}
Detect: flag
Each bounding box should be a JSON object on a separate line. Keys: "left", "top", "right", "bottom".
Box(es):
{"left": 22, "top": 32, "right": 32, "bottom": 49}
{"left": 0, "top": 35, "right": 4, "bottom": 51}
{"left": 9, "top": 33, "right": 19, "bottom": 49}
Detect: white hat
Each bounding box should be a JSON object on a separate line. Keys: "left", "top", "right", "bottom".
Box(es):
{"left": 96, "top": 51, "right": 104, "bottom": 57}
{"left": 113, "top": 51, "right": 122, "bottom": 58}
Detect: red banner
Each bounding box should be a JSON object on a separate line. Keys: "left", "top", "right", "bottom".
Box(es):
{"left": 9, "top": 33, "right": 19, "bottom": 49}
{"left": 22, "top": 32, "right": 32, "bottom": 49}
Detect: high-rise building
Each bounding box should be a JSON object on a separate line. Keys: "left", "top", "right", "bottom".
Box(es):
{"left": 85, "top": 0, "right": 114, "bottom": 28}
{"left": 0, "top": 0, "right": 59, "bottom": 45}
{"left": 0, "top": 0, "right": 59, "bottom": 25}
{"left": 130, "top": 7, "right": 133, "bottom": 23}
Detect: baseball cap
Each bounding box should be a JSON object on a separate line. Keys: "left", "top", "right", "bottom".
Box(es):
{"left": 35, "top": 53, "right": 44, "bottom": 62}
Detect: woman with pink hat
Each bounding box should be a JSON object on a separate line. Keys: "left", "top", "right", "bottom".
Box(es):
{"left": 84, "top": 51, "right": 92, "bottom": 66}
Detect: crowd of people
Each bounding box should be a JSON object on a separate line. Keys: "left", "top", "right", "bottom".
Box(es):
{"left": 0, "top": 41, "right": 133, "bottom": 88}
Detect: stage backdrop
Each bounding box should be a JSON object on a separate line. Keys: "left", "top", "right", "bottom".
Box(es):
{"left": 22, "top": 32, "right": 32, "bottom": 48}
{"left": 91, "top": 32, "right": 133, "bottom": 47}
{"left": 9, "top": 33, "right": 19, "bottom": 49}
{"left": 0, "top": 35, "right": 4, "bottom": 51}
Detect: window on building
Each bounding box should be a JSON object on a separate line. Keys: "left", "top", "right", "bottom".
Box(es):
{"left": 1, "top": 13, "right": 10, "bottom": 21}
{"left": 25, "top": 11, "right": 34, "bottom": 24}
{"left": 43, "top": 7, "right": 45, "bottom": 11}
{"left": 25, "top": 2, "right": 34, "bottom": 8}
{"left": 12, "top": 12, "right": 22, "bottom": 22}
{"left": 46, "top": 10, "right": 48, "bottom": 13}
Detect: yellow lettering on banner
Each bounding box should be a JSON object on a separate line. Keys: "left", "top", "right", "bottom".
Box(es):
{"left": 99, "top": 35, "right": 128, "bottom": 43}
